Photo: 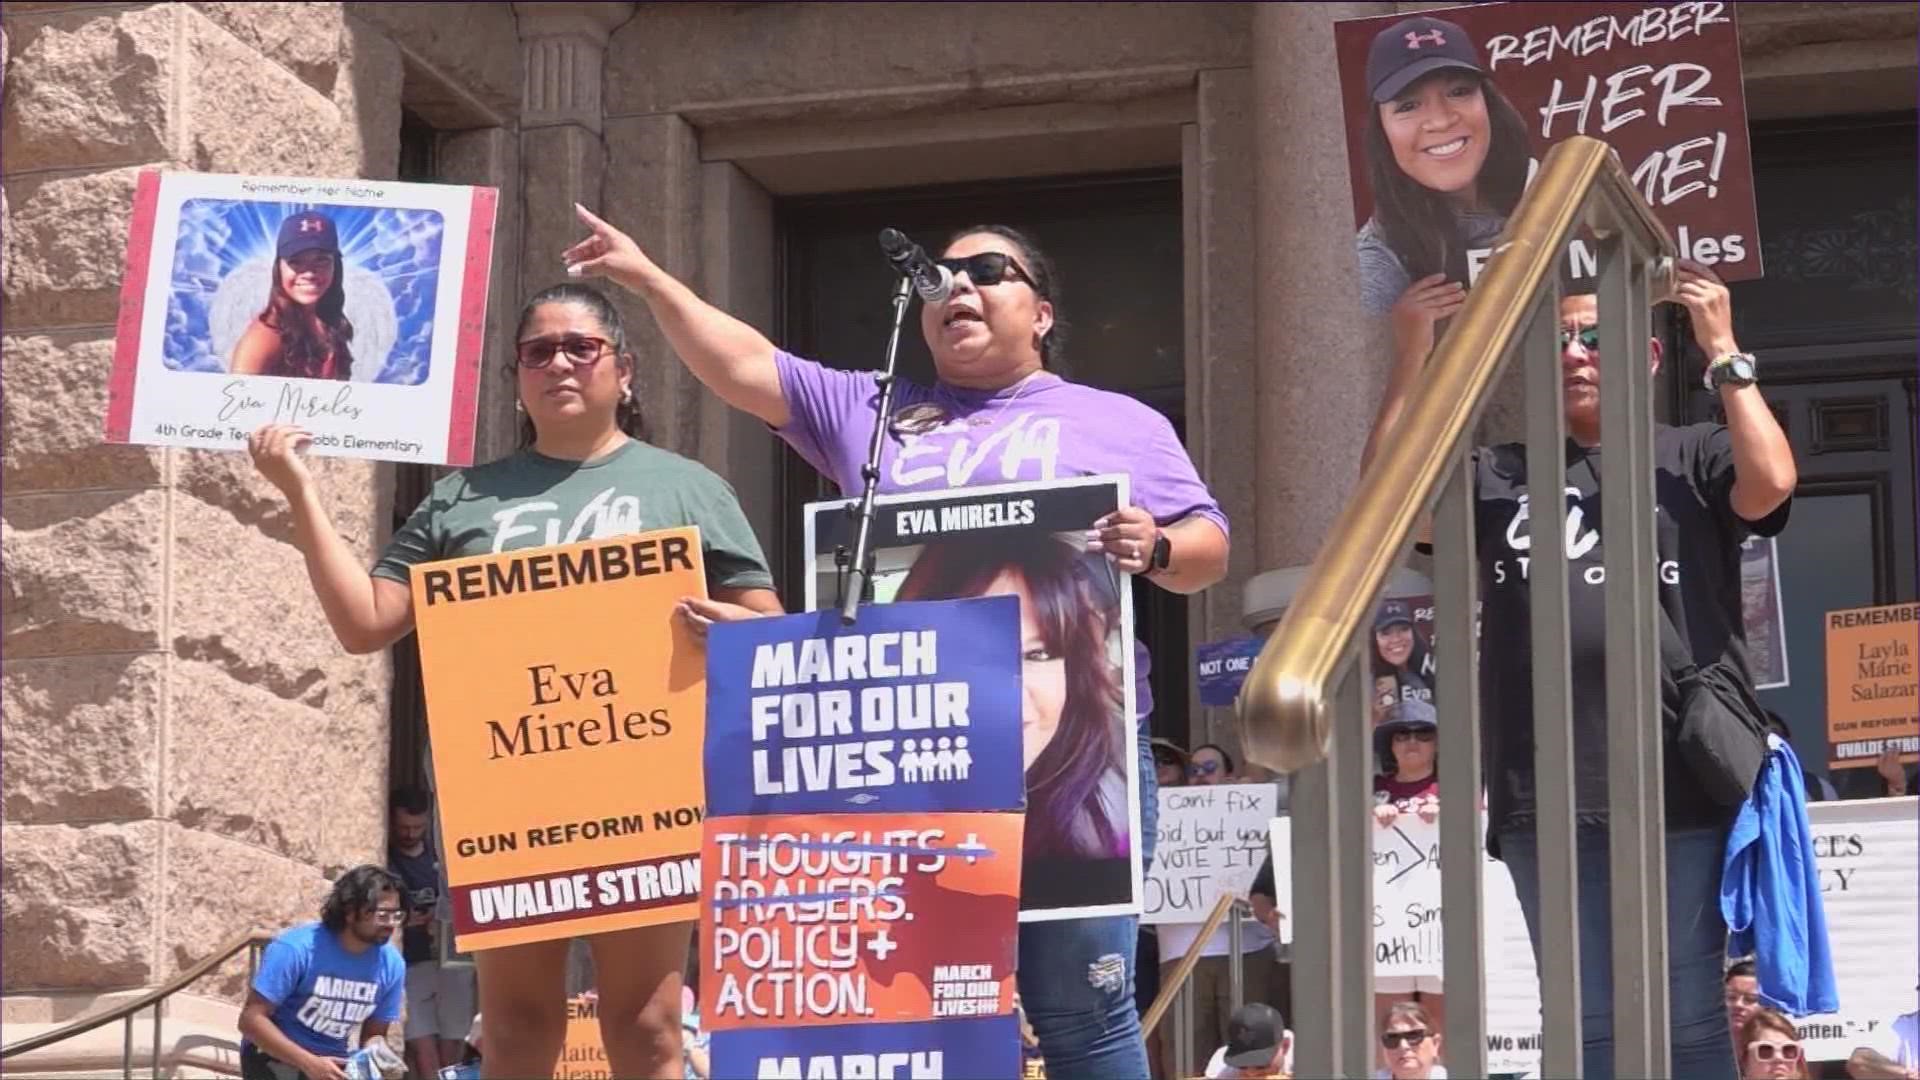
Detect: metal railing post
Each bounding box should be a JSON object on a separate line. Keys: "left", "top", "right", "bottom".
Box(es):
{"left": 122, "top": 1015, "right": 133, "bottom": 1080}
{"left": 1434, "top": 451, "right": 1488, "bottom": 1078}
{"left": 152, "top": 1000, "right": 162, "bottom": 1079}
{"left": 1597, "top": 220, "right": 1674, "bottom": 1076}
{"left": 1334, "top": 644, "right": 1377, "bottom": 1068}
{"left": 1228, "top": 901, "right": 1245, "bottom": 1012}
{"left": 1175, "top": 978, "right": 1195, "bottom": 1075}
{"left": 1522, "top": 289, "right": 1585, "bottom": 1079}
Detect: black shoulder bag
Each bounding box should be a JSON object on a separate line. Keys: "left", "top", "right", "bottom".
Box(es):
{"left": 1659, "top": 601, "right": 1770, "bottom": 807}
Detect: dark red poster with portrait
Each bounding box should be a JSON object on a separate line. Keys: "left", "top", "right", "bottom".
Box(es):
{"left": 1332, "top": 2, "right": 1760, "bottom": 319}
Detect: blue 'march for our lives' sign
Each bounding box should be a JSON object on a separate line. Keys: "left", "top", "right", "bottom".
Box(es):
{"left": 703, "top": 596, "right": 1027, "bottom": 817}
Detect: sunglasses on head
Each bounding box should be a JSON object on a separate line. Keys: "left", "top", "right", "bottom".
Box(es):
{"left": 516, "top": 335, "right": 614, "bottom": 369}
{"left": 935, "top": 252, "right": 1038, "bottom": 291}
{"left": 1559, "top": 326, "right": 1600, "bottom": 352}
{"left": 1381, "top": 1029, "right": 1430, "bottom": 1050}
{"left": 1749, "top": 1041, "right": 1802, "bottom": 1062}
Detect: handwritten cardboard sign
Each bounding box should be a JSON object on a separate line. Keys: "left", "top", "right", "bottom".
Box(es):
{"left": 409, "top": 528, "right": 708, "bottom": 950}
{"left": 1825, "top": 603, "right": 1920, "bottom": 769}
{"left": 1142, "top": 784, "right": 1275, "bottom": 925}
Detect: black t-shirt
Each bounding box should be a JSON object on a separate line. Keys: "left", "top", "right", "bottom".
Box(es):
{"left": 1473, "top": 424, "right": 1791, "bottom": 842}
{"left": 389, "top": 844, "right": 440, "bottom": 964}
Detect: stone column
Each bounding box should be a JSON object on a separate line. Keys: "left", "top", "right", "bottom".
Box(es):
{"left": 1250, "top": 2, "right": 1395, "bottom": 571}
{"left": 1, "top": 1, "right": 402, "bottom": 1040}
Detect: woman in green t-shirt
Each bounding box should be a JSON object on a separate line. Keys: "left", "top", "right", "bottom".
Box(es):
{"left": 248, "top": 283, "right": 781, "bottom": 1080}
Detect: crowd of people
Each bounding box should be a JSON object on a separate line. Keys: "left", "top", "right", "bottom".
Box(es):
{"left": 231, "top": 16, "right": 1919, "bottom": 1073}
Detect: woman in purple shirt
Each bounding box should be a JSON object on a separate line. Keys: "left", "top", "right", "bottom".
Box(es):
{"left": 564, "top": 205, "right": 1230, "bottom": 1078}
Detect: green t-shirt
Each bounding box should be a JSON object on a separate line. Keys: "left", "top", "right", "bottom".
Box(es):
{"left": 371, "top": 439, "right": 774, "bottom": 592}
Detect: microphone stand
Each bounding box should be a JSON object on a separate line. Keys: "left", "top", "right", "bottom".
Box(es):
{"left": 835, "top": 273, "right": 914, "bottom": 624}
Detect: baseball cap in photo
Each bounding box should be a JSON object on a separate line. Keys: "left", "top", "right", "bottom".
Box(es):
{"left": 277, "top": 210, "right": 340, "bottom": 260}
{"left": 1366, "top": 15, "right": 1485, "bottom": 103}
{"left": 1375, "top": 599, "right": 1415, "bottom": 632}
{"left": 1224, "top": 1002, "right": 1285, "bottom": 1068}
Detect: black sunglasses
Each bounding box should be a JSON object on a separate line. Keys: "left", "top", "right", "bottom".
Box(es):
{"left": 516, "top": 335, "right": 614, "bottom": 369}
{"left": 1559, "top": 326, "right": 1600, "bottom": 352}
{"left": 935, "top": 252, "right": 1039, "bottom": 292}
{"left": 1381, "top": 1029, "right": 1430, "bottom": 1049}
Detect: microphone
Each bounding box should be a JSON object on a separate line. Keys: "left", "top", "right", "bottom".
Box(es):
{"left": 878, "top": 228, "right": 953, "bottom": 303}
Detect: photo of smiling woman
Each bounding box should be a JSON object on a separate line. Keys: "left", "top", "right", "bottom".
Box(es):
{"left": 1356, "top": 15, "right": 1531, "bottom": 354}
{"left": 230, "top": 210, "right": 357, "bottom": 380}
{"left": 894, "top": 534, "right": 1130, "bottom": 871}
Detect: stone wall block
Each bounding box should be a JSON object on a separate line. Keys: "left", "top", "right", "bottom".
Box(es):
{"left": 1, "top": 489, "right": 165, "bottom": 658}
{"left": 166, "top": 487, "right": 387, "bottom": 710}
{"left": 333, "top": 16, "right": 403, "bottom": 180}
{"left": 166, "top": 659, "right": 383, "bottom": 870}
{"left": 3, "top": 332, "right": 165, "bottom": 491}
{"left": 181, "top": 9, "right": 355, "bottom": 178}
{"left": 0, "top": 821, "right": 159, "bottom": 991}
{"left": 602, "top": 116, "right": 701, "bottom": 457}
{"left": 2, "top": 654, "right": 162, "bottom": 824}
{"left": 186, "top": 2, "right": 344, "bottom": 96}
{"left": 1, "top": 165, "right": 147, "bottom": 331}
{"left": 0, "top": 5, "right": 176, "bottom": 175}
{"left": 160, "top": 825, "right": 333, "bottom": 998}
{"left": 343, "top": 2, "right": 521, "bottom": 120}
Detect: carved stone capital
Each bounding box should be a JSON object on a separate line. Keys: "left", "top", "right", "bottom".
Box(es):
{"left": 514, "top": 2, "right": 635, "bottom": 131}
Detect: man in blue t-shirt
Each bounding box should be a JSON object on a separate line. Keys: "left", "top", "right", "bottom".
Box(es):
{"left": 239, "top": 865, "right": 409, "bottom": 1080}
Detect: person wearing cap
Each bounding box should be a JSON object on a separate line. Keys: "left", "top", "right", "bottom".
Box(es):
{"left": 1363, "top": 246, "right": 1797, "bottom": 1077}
{"left": 1354, "top": 14, "right": 1531, "bottom": 367}
{"left": 232, "top": 209, "right": 357, "bottom": 380}
{"left": 1371, "top": 697, "right": 1445, "bottom": 1043}
{"left": 1371, "top": 599, "right": 1434, "bottom": 724}
{"left": 1204, "top": 1003, "right": 1293, "bottom": 1079}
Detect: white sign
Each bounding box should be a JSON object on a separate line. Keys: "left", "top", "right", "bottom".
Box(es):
{"left": 1143, "top": 784, "right": 1275, "bottom": 925}
{"left": 106, "top": 170, "right": 498, "bottom": 465}
{"left": 1270, "top": 797, "right": 1920, "bottom": 1072}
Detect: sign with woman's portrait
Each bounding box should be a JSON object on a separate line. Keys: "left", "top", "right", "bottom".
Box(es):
{"left": 803, "top": 476, "right": 1141, "bottom": 923}
{"left": 1331, "top": 2, "right": 1761, "bottom": 321}
{"left": 104, "top": 170, "right": 498, "bottom": 465}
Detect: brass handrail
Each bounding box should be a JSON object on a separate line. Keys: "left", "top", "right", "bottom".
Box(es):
{"left": 1140, "top": 892, "right": 1239, "bottom": 1033}
{"left": 0, "top": 929, "right": 275, "bottom": 1060}
{"left": 1236, "top": 135, "right": 1675, "bottom": 771}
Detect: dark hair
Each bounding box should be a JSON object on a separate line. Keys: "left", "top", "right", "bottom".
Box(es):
{"left": 390, "top": 786, "right": 433, "bottom": 816}
{"left": 321, "top": 864, "right": 403, "bottom": 932}
{"left": 1192, "top": 743, "right": 1236, "bottom": 774}
{"left": 895, "top": 535, "right": 1126, "bottom": 859}
{"left": 944, "top": 224, "right": 1066, "bottom": 370}
{"left": 1726, "top": 958, "right": 1757, "bottom": 983}
{"left": 258, "top": 246, "right": 354, "bottom": 380}
{"left": 511, "top": 283, "right": 650, "bottom": 447}
{"left": 1363, "top": 70, "right": 1531, "bottom": 285}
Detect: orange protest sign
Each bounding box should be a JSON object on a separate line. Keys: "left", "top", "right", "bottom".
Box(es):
{"left": 556, "top": 995, "right": 610, "bottom": 1080}
{"left": 1825, "top": 602, "right": 1920, "bottom": 770}
{"left": 410, "top": 528, "right": 709, "bottom": 950}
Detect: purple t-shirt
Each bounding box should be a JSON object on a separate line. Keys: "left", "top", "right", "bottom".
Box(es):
{"left": 774, "top": 350, "right": 1230, "bottom": 719}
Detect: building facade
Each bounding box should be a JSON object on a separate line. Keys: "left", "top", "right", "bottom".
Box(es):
{"left": 2, "top": 1, "right": 1914, "bottom": 1069}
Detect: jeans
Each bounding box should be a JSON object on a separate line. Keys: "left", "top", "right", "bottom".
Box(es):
{"left": 1498, "top": 825, "right": 1738, "bottom": 1080}
{"left": 1014, "top": 716, "right": 1157, "bottom": 1080}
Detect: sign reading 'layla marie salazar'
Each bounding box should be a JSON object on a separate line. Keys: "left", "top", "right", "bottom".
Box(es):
{"left": 410, "top": 527, "right": 709, "bottom": 951}
{"left": 1825, "top": 602, "right": 1920, "bottom": 770}
{"left": 106, "top": 170, "right": 497, "bottom": 465}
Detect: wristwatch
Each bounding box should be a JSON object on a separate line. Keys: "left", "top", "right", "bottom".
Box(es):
{"left": 1705, "top": 351, "right": 1758, "bottom": 391}
{"left": 1147, "top": 533, "right": 1172, "bottom": 575}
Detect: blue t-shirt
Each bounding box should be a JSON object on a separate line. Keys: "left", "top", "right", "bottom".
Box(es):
{"left": 247, "top": 922, "right": 405, "bottom": 1059}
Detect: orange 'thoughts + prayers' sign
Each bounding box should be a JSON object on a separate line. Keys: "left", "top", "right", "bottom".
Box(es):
{"left": 410, "top": 527, "right": 709, "bottom": 950}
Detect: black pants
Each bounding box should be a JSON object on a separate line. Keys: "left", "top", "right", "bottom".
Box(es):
{"left": 240, "top": 1044, "right": 302, "bottom": 1080}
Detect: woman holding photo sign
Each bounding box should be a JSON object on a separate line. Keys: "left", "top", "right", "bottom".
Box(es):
{"left": 248, "top": 283, "right": 780, "bottom": 1080}
{"left": 1355, "top": 15, "right": 1530, "bottom": 360}
{"left": 565, "top": 204, "right": 1229, "bottom": 1079}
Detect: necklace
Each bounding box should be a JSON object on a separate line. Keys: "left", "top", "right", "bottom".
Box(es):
{"left": 964, "top": 370, "right": 1043, "bottom": 428}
